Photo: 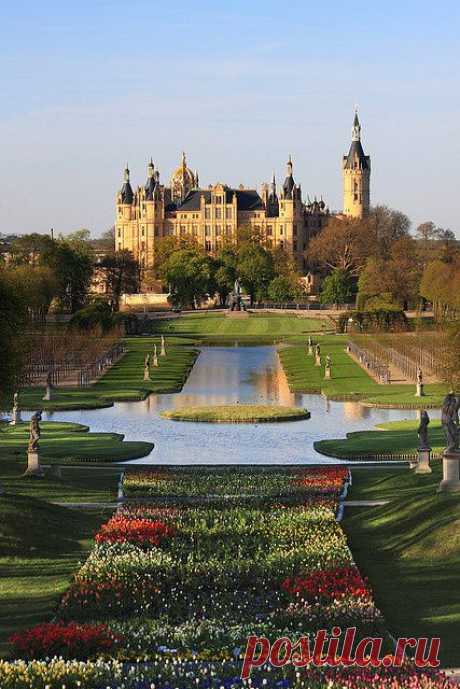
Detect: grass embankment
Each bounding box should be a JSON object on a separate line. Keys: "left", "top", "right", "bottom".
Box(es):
{"left": 161, "top": 404, "right": 310, "bottom": 423}
{"left": 0, "top": 494, "right": 108, "bottom": 657}
{"left": 279, "top": 335, "right": 447, "bottom": 408}
{"left": 149, "top": 312, "right": 330, "bottom": 343}
{"left": 344, "top": 465, "right": 460, "bottom": 666}
{"left": 0, "top": 421, "right": 152, "bottom": 464}
{"left": 18, "top": 337, "right": 198, "bottom": 411}
{"left": 316, "top": 419, "right": 445, "bottom": 459}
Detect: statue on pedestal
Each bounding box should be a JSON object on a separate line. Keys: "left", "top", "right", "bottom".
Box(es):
{"left": 28, "top": 411, "right": 42, "bottom": 453}
{"left": 417, "top": 410, "right": 430, "bottom": 450}
{"left": 10, "top": 391, "right": 21, "bottom": 425}
{"left": 229, "top": 278, "right": 243, "bottom": 311}
{"left": 144, "top": 354, "right": 151, "bottom": 381}
{"left": 441, "top": 393, "right": 460, "bottom": 454}
{"left": 42, "top": 370, "right": 53, "bottom": 401}
{"left": 416, "top": 367, "right": 425, "bottom": 397}
{"left": 160, "top": 335, "right": 166, "bottom": 356}
{"left": 324, "top": 354, "right": 332, "bottom": 379}
{"left": 153, "top": 344, "right": 159, "bottom": 367}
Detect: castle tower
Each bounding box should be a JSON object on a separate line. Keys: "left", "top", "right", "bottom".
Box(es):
{"left": 342, "top": 112, "right": 370, "bottom": 218}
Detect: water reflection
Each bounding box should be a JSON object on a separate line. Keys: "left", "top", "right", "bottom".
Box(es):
{"left": 35, "top": 346, "right": 439, "bottom": 465}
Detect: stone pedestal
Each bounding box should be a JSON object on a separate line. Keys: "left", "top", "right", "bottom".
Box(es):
{"left": 415, "top": 383, "right": 425, "bottom": 397}
{"left": 144, "top": 369, "right": 151, "bottom": 381}
{"left": 160, "top": 340, "right": 166, "bottom": 356}
{"left": 42, "top": 385, "right": 52, "bottom": 401}
{"left": 415, "top": 448, "right": 432, "bottom": 474}
{"left": 315, "top": 355, "right": 321, "bottom": 367}
{"left": 324, "top": 366, "right": 331, "bottom": 380}
{"left": 438, "top": 451, "right": 460, "bottom": 493}
{"left": 23, "top": 452, "right": 44, "bottom": 478}
{"left": 308, "top": 345, "right": 313, "bottom": 356}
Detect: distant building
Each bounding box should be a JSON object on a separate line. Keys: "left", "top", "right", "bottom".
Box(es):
{"left": 115, "top": 153, "right": 329, "bottom": 277}
{"left": 342, "top": 112, "right": 371, "bottom": 218}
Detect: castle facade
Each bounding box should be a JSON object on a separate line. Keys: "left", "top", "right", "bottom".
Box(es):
{"left": 115, "top": 114, "right": 370, "bottom": 275}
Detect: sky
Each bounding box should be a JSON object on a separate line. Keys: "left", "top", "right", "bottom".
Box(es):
{"left": 0, "top": 0, "right": 459, "bottom": 237}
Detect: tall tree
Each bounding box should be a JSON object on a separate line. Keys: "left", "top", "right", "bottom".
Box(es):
{"left": 99, "top": 250, "right": 140, "bottom": 311}
{"left": 320, "top": 269, "right": 353, "bottom": 305}
{"left": 0, "top": 269, "right": 28, "bottom": 401}
{"left": 237, "top": 243, "right": 274, "bottom": 305}
{"left": 163, "top": 247, "right": 212, "bottom": 308}
{"left": 308, "top": 217, "right": 373, "bottom": 276}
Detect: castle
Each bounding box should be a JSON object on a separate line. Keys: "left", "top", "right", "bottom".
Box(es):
{"left": 115, "top": 113, "right": 370, "bottom": 276}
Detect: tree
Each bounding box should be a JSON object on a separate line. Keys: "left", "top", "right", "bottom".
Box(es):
{"left": 99, "top": 250, "right": 140, "bottom": 311}
{"left": 154, "top": 235, "right": 198, "bottom": 280}
{"left": 0, "top": 269, "right": 28, "bottom": 401}
{"left": 163, "top": 247, "right": 212, "bottom": 308}
{"left": 237, "top": 243, "right": 274, "bottom": 305}
{"left": 320, "top": 269, "right": 353, "bottom": 305}
{"left": 267, "top": 275, "right": 301, "bottom": 303}
{"left": 211, "top": 246, "right": 237, "bottom": 306}
{"left": 366, "top": 205, "right": 411, "bottom": 259}
{"left": 9, "top": 233, "right": 93, "bottom": 312}
{"left": 308, "top": 217, "right": 373, "bottom": 276}
{"left": 416, "top": 221, "right": 439, "bottom": 242}
{"left": 6, "top": 265, "right": 57, "bottom": 321}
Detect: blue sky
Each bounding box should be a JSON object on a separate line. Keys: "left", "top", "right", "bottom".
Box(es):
{"left": 0, "top": 0, "right": 459, "bottom": 236}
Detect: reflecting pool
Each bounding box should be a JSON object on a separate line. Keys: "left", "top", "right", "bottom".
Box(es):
{"left": 39, "top": 346, "right": 438, "bottom": 465}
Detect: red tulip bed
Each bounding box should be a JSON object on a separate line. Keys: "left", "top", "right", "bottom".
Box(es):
{"left": 2, "top": 468, "right": 453, "bottom": 689}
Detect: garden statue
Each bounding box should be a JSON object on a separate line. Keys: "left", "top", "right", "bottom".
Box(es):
{"left": 415, "top": 367, "right": 425, "bottom": 397}
{"left": 144, "top": 354, "right": 151, "bottom": 381}
{"left": 153, "top": 344, "right": 159, "bottom": 367}
{"left": 229, "top": 278, "right": 243, "bottom": 311}
{"left": 417, "top": 410, "right": 430, "bottom": 450}
{"left": 441, "top": 393, "right": 460, "bottom": 454}
{"left": 10, "top": 391, "right": 21, "bottom": 425}
{"left": 324, "top": 354, "right": 332, "bottom": 379}
{"left": 42, "top": 370, "right": 53, "bottom": 401}
{"left": 160, "top": 335, "right": 166, "bottom": 356}
{"left": 438, "top": 393, "right": 460, "bottom": 492}
{"left": 315, "top": 343, "right": 321, "bottom": 366}
{"left": 307, "top": 336, "right": 313, "bottom": 356}
{"left": 28, "top": 411, "right": 42, "bottom": 452}
{"left": 24, "top": 410, "right": 44, "bottom": 478}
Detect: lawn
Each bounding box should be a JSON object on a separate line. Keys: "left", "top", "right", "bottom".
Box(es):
{"left": 315, "top": 418, "right": 446, "bottom": 459}
{"left": 279, "top": 336, "right": 447, "bottom": 408}
{"left": 344, "top": 464, "right": 460, "bottom": 667}
{"left": 148, "top": 312, "right": 330, "bottom": 343}
{"left": 161, "top": 404, "right": 310, "bottom": 423}
{"left": 0, "top": 420, "right": 153, "bottom": 464}
{"left": 17, "top": 337, "right": 198, "bottom": 411}
{"left": 0, "top": 494, "right": 108, "bottom": 657}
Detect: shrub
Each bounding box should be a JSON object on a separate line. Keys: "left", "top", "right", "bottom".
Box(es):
{"left": 337, "top": 308, "right": 408, "bottom": 333}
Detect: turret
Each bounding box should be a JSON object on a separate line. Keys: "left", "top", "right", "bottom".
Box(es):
{"left": 342, "top": 111, "right": 371, "bottom": 217}
{"left": 145, "top": 158, "right": 156, "bottom": 200}
{"left": 282, "top": 155, "right": 295, "bottom": 199}
{"left": 120, "top": 164, "right": 134, "bottom": 204}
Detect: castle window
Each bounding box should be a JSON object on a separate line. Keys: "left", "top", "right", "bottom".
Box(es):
{"left": 226, "top": 225, "right": 232, "bottom": 236}
{"left": 180, "top": 225, "right": 186, "bottom": 235}
{"left": 118, "top": 242, "right": 122, "bottom": 250}
{"left": 267, "top": 225, "right": 273, "bottom": 236}
{"left": 192, "top": 224, "right": 198, "bottom": 235}
{"left": 280, "top": 227, "right": 284, "bottom": 235}
{"left": 141, "top": 241, "right": 145, "bottom": 250}
{"left": 214, "top": 195, "right": 222, "bottom": 204}
{"left": 225, "top": 208, "right": 232, "bottom": 219}
{"left": 216, "top": 225, "right": 221, "bottom": 235}
{"left": 205, "top": 225, "right": 211, "bottom": 236}
{"left": 280, "top": 240, "right": 284, "bottom": 249}
{"left": 205, "top": 240, "right": 212, "bottom": 252}
{"left": 141, "top": 227, "right": 145, "bottom": 236}
{"left": 215, "top": 208, "right": 222, "bottom": 219}
{"left": 117, "top": 229, "right": 121, "bottom": 237}
{"left": 205, "top": 208, "right": 210, "bottom": 219}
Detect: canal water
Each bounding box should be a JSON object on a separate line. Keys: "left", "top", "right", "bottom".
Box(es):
{"left": 40, "top": 346, "right": 434, "bottom": 465}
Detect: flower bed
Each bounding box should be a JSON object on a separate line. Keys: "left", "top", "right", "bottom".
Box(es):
{"left": 123, "top": 467, "right": 348, "bottom": 498}
{"left": 4, "top": 467, "right": 452, "bottom": 688}
{"left": 9, "top": 622, "right": 120, "bottom": 661}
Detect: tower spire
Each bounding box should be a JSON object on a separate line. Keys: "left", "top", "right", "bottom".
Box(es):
{"left": 352, "top": 110, "right": 361, "bottom": 141}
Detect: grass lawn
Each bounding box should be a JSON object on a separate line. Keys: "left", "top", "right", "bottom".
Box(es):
{"left": 161, "top": 404, "right": 310, "bottom": 423}
{"left": 17, "top": 337, "right": 198, "bottom": 411}
{"left": 315, "top": 418, "right": 446, "bottom": 459}
{"left": 148, "top": 312, "right": 330, "bottom": 343}
{"left": 279, "top": 335, "right": 447, "bottom": 408}
{"left": 0, "top": 420, "right": 153, "bottom": 464}
{"left": 344, "top": 464, "right": 460, "bottom": 667}
{"left": 0, "top": 494, "right": 107, "bottom": 657}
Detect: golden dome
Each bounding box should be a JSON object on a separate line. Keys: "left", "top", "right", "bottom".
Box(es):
{"left": 171, "top": 152, "right": 196, "bottom": 186}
